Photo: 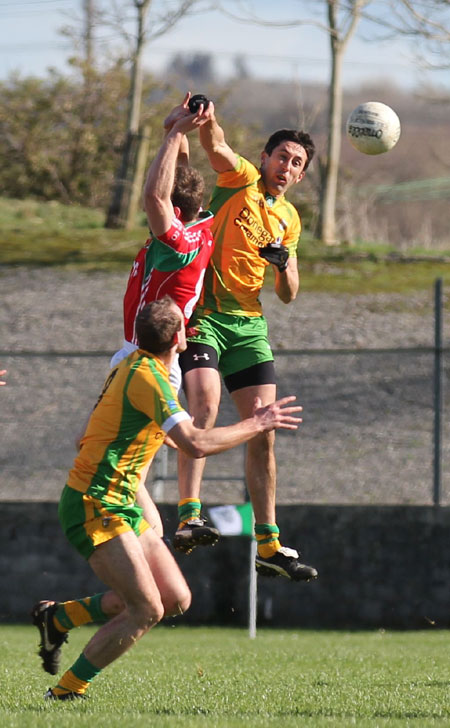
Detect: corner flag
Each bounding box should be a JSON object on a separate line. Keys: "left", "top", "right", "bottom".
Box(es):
{"left": 208, "top": 502, "right": 254, "bottom": 536}
{"left": 209, "top": 501, "right": 257, "bottom": 638}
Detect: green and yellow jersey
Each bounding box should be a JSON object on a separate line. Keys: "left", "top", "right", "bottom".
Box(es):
{"left": 67, "top": 350, "right": 189, "bottom": 506}
{"left": 197, "top": 155, "right": 301, "bottom": 317}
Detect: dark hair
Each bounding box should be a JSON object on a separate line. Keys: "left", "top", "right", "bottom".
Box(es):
{"left": 264, "top": 130, "right": 315, "bottom": 171}
{"left": 171, "top": 165, "right": 205, "bottom": 222}
{"left": 135, "top": 296, "right": 181, "bottom": 354}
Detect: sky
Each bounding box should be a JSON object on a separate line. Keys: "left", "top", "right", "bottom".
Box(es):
{"left": 0, "top": 0, "right": 449, "bottom": 90}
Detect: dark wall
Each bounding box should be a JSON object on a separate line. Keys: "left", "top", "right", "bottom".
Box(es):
{"left": 2, "top": 503, "right": 449, "bottom": 629}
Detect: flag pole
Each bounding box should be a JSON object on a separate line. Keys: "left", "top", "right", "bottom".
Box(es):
{"left": 245, "top": 448, "right": 257, "bottom": 639}
{"left": 249, "top": 530, "right": 257, "bottom": 639}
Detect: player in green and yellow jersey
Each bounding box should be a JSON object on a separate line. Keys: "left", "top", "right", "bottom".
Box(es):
{"left": 31, "top": 295, "right": 303, "bottom": 701}
{"left": 176, "top": 94, "right": 318, "bottom": 583}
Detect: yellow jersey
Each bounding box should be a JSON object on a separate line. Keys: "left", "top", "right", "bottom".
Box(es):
{"left": 197, "top": 155, "right": 301, "bottom": 317}
{"left": 67, "top": 350, "right": 190, "bottom": 505}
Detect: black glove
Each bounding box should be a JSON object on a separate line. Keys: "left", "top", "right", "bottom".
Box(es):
{"left": 259, "top": 243, "right": 289, "bottom": 272}
{"left": 188, "top": 94, "right": 210, "bottom": 113}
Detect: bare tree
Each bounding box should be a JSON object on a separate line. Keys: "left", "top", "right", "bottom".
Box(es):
{"left": 103, "top": 0, "right": 211, "bottom": 229}
{"left": 84, "top": 0, "right": 95, "bottom": 71}
{"left": 104, "top": 0, "right": 152, "bottom": 228}
{"left": 217, "top": 0, "right": 450, "bottom": 244}
{"left": 319, "top": 1, "right": 368, "bottom": 245}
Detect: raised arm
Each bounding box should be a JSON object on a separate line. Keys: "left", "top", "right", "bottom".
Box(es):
{"left": 163, "top": 93, "right": 191, "bottom": 167}
{"left": 143, "top": 106, "right": 209, "bottom": 237}
{"left": 198, "top": 101, "right": 238, "bottom": 173}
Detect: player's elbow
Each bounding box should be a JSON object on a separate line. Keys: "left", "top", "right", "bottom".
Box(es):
{"left": 186, "top": 432, "right": 213, "bottom": 458}
{"left": 190, "top": 444, "right": 209, "bottom": 459}
{"left": 179, "top": 440, "right": 207, "bottom": 459}
{"left": 277, "top": 288, "right": 298, "bottom": 304}
{"left": 144, "top": 192, "right": 165, "bottom": 214}
{"left": 173, "top": 424, "right": 213, "bottom": 458}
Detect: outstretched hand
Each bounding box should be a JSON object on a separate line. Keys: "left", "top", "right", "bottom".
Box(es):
{"left": 252, "top": 395, "right": 303, "bottom": 431}
{"left": 163, "top": 92, "right": 191, "bottom": 130}
{"left": 172, "top": 109, "right": 210, "bottom": 135}
{"left": 164, "top": 92, "right": 214, "bottom": 133}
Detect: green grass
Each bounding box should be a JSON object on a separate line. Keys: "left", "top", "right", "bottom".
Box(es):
{"left": 296, "top": 259, "right": 449, "bottom": 295}
{"left": 2, "top": 626, "right": 450, "bottom": 727}
{"left": 0, "top": 198, "right": 147, "bottom": 269}
{"left": 1, "top": 197, "right": 449, "bottom": 294}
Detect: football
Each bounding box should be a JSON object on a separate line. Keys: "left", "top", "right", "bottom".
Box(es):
{"left": 346, "top": 101, "right": 401, "bottom": 155}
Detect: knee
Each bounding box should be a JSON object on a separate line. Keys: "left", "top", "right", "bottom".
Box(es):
{"left": 143, "top": 606, "right": 165, "bottom": 630}
{"left": 176, "top": 587, "right": 192, "bottom": 615}
{"left": 191, "top": 400, "right": 218, "bottom": 428}
{"left": 147, "top": 601, "right": 165, "bottom": 626}
{"left": 164, "top": 586, "right": 192, "bottom": 618}
{"left": 186, "top": 386, "right": 220, "bottom": 428}
{"left": 131, "top": 598, "right": 165, "bottom": 631}
{"left": 101, "top": 591, "right": 125, "bottom": 617}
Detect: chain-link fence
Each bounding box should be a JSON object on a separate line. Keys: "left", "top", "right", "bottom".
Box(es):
{"left": 1, "top": 343, "right": 448, "bottom": 505}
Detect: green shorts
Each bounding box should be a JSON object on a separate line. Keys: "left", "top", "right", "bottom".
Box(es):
{"left": 187, "top": 311, "right": 273, "bottom": 379}
{"left": 58, "top": 484, "right": 150, "bottom": 561}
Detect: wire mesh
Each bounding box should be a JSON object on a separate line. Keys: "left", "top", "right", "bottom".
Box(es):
{"left": 1, "top": 346, "right": 447, "bottom": 504}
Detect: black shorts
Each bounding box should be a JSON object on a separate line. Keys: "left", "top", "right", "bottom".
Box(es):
{"left": 179, "top": 342, "right": 275, "bottom": 394}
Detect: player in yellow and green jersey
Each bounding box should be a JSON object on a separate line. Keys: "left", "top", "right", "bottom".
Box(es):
{"left": 176, "top": 93, "right": 318, "bottom": 583}
{"left": 197, "top": 153, "right": 301, "bottom": 317}
{"left": 31, "top": 292, "right": 304, "bottom": 701}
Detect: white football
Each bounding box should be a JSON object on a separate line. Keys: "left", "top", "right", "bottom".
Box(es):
{"left": 346, "top": 101, "right": 401, "bottom": 155}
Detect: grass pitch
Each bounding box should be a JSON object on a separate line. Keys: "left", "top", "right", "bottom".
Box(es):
{"left": 1, "top": 625, "right": 450, "bottom": 727}
{"left": 1, "top": 197, "right": 449, "bottom": 296}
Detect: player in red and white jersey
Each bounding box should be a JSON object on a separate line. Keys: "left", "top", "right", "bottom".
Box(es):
{"left": 116, "top": 209, "right": 214, "bottom": 366}
{"left": 111, "top": 96, "right": 214, "bottom": 393}
{"left": 82, "top": 97, "right": 214, "bottom": 541}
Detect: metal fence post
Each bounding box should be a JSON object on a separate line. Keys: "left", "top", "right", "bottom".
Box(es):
{"left": 433, "top": 278, "right": 443, "bottom": 506}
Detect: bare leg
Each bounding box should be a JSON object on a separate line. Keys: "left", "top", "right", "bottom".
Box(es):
{"left": 140, "top": 530, "right": 191, "bottom": 616}
{"left": 177, "top": 367, "right": 221, "bottom": 500}
{"left": 97, "top": 591, "right": 123, "bottom": 617}
{"left": 230, "top": 383, "right": 277, "bottom": 524}
{"left": 66, "top": 529, "right": 190, "bottom": 627}
{"left": 136, "top": 467, "right": 164, "bottom": 537}
{"left": 230, "top": 384, "right": 318, "bottom": 581}
{"left": 84, "top": 529, "right": 169, "bottom": 668}
{"left": 172, "top": 367, "right": 222, "bottom": 552}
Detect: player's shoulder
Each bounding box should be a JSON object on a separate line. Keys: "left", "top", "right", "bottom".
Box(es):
{"left": 183, "top": 210, "right": 214, "bottom": 245}
{"left": 128, "top": 351, "right": 167, "bottom": 388}
{"left": 217, "top": 155, "right": 260, "bottom": 186}
{"left": 235, "top": 155, "right": 260, "bottom": 180}
{"left": 155, "top": 215, "right": 185, "bottom": 244}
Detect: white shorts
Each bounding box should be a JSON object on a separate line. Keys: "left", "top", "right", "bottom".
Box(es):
{"left": 110, "top": 340, "right": 182, "bottom": 392}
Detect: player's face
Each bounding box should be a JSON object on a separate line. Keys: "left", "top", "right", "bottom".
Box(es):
{"left": 260, "top": 141, "right": 307, "bottom": 197}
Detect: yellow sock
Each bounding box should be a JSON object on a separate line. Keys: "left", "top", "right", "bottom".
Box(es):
{"left": 54, "top": 672, "right": 90, "bottom": 696}
{"left": 54, "top": 653, "right": 102, "bottom": 695}
{"left": 177, "top": 498, "right": 201, "bottom": 529}
{"left": 54, "top": 594, "right": 107, "bottom": 632}
{"left": 254, "top": 523, "right": 281, "bottom": 558}
{"left": 256, "top": 536, "right": 281, "bottom": 558}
